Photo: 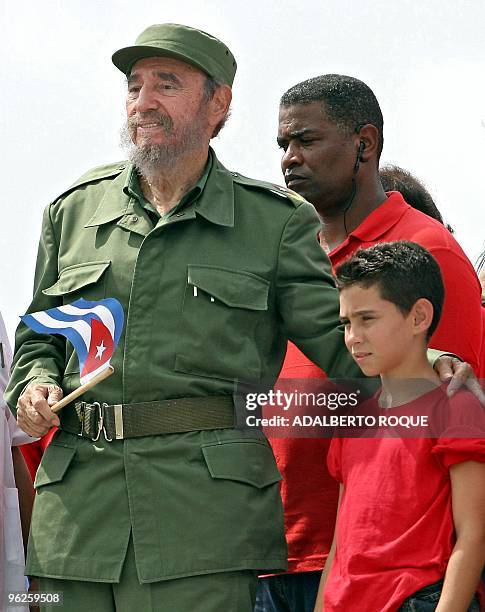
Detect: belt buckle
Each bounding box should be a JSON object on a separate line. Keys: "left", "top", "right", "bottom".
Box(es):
{"left": 102, "top": 403, "right": 113, "bottom": 442}
{"left": 113, "top": 404, "right": 124, "bottom": 440}
{"left": 91, "top": 402, "right": 113, "bottom": 442}
{"left": 77, "top": 401, "right": 87, "bottom": 437}
{"left": 91, "top": 402, "right": 102, "bottom": 442}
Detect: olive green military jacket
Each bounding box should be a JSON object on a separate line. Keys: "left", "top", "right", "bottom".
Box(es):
{"left": 6, "top": 150, "right": 361, "bottom": 583}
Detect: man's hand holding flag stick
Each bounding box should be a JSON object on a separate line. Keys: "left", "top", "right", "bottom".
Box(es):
{"left": 48, "top": 365, "right": 115, "bottom": 413}
{"left": 17, "top": 298, "right": 124, "bottom": 432}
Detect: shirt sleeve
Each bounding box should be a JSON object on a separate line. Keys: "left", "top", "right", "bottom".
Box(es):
{"left": 431, "top": 390, "right": 485, "bottom": 469}
{"left": 327, "top": 437, "right": 344, "bottom": 482}
{"left": 0, "top": 312, "right": 13, "bottom": 391}
{"left": 432, "top": 438, "right": 485, "bottom": 469}
{"left": 4, "top": 205, "right": 65, "bottom": 413}
{"left": 3, "top": 407, "right": 36, "bottom": 446}
{"left": 427, "top": 246, "right": 482, "bottom": 374}
{"left": 275, "top": 202, "right": 362, "bottom": 379}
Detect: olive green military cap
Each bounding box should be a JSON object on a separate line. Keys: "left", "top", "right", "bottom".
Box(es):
{"left": 112, "top": 23, "right": 237, "bottom": 86}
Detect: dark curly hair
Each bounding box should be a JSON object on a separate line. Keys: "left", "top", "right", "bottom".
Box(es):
{"left": 280, "top": 74, "right": 384, "bottom": 157}
{"left": 335, "top": 241, "right": 445, "bottom": 339}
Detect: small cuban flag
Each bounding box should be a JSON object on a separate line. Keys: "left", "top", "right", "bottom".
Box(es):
{"left": 21, "top": 298, "right": 124, "bottom": 384}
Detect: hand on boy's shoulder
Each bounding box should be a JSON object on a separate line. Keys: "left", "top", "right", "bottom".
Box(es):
{"left": 436, "top": 384, "right": 485, "bottom": 439}
{"left": 445, "top": 385, "right": 485, "bottom": 413}
{"left": 438, "top": 355, "right": 485, "bottom": 405}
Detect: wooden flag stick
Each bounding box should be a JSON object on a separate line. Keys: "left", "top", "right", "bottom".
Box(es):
{"left": 51, "top": 366, "right": 115, "bottom": 413}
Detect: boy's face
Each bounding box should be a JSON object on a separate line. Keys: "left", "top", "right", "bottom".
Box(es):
{"left": 339, "top": 283, "right": 416, "bottom": 377}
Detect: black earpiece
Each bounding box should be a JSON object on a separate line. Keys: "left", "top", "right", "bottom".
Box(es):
{"left": 353, "top": 141, "right": 366, "bottom": 173}
{"left": 358, "top": 140, "right": 366, "bottom": 159}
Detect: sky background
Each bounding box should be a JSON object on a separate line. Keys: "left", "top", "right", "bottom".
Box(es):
{"left": 1, "top": 0, "right": 484, "bottom": 342}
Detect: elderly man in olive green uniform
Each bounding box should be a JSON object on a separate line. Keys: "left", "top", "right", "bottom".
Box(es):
{"left": 6, "top": 24, "right": 361, "bottom": 611}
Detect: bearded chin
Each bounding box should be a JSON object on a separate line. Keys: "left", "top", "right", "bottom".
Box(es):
{"left": 129, "top": 142, "right": 180, "bottom": 176}
{"left": 120, "top": 119, "right": 208, "bottom": 179}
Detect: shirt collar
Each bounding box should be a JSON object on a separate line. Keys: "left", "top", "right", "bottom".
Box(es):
{"left": 193, "top": 149, "right": 235, "bottom": 227}
{"left": 329, "top": 191, "right": 410, "bottom": 258}
{"left": 85, "top": 148, "right": 234, "bottom": 229}
{"left": 125, "top": 153, "right": 213, "bottom": 219}
{"left": 84, "top": 169, "right": 133, "bottom": 228}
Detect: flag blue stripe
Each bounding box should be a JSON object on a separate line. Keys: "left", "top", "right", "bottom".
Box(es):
{"left": 73, "top": 298, "right": 124, "bottom": 344}
{"left": 21, "top": 298, "right": 124, "bottom": 378}
{"left": 33, "top": 299, "right": 123, "bottom": 346}
{"left": 21, "top": 314, "right": 89, "bottom": 370}
{"left": 43, "top": 308, "right": 104, "bottom": 324}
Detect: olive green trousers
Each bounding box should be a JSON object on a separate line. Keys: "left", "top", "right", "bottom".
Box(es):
{"left": 38, "top": 536, "right": 258, "bottom": 611}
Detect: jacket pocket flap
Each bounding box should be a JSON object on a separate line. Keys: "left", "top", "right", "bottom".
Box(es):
{"left": 34, "top": 444, "right": 76, "bottom": 488}
{"left": 202, "top": 440, "right": 282, "bottom": 488}
{"left": 187, "top": 265, "right": 269, "bottom": 310}
{"left": 43, "top": 260, "right": 111, "bottom": 296}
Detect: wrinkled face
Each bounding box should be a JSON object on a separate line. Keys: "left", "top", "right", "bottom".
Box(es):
{"left": 277, "top": 102, "right": 357, "bottom": 213}
{"left": 125, "top": 56, "right": 210, "bottom": 159}
{"left": 339, "top": 283, "right": 415, "bottom": 377}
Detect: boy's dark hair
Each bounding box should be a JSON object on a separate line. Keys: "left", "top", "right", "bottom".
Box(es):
{"left": 335, "top": 241, "right": 445, "bottom": 340}
{"left": 280, "top": 74, "right": 384, "bottom": 158}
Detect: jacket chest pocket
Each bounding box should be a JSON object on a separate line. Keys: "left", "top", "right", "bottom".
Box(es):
{"left": 43, "top": 260, "right": 111, "bottom": 301}
{"left": 175, "top": 265, "right": 270, "bottom": 382}
{"left": 42, "top": 260, "right": 111, "bottom": 379}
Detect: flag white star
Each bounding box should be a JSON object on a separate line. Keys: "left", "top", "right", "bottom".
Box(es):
{"left": 95, "top": 340, "right": 106, "bottom": 360}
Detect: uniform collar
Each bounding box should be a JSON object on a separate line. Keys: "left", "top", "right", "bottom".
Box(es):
{"left": 329, "top": 191, "right": 410, "bottom": 258}
{"left": 84, "top": 169, "right": 133, "bottom": 228}
{"left": 126, "top": 153, "right": 213, "bottom": 219}
{"left": 193, "top": 149, "right": 235, "bottom": 227}
{"left": 84, "top": 148, "right": 235, "bottom": 230}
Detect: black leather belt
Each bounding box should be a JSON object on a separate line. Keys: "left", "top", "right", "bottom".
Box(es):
{"left": 60, "top": 396, "right": 236, "bottom": 441}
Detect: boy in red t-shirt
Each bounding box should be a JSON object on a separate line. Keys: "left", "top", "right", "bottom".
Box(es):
{"left": 316, "top": 241, "right": 485, "bottom": 612}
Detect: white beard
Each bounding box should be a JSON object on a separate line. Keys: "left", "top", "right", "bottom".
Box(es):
{"left": 120, "top": 108, "right": 209, "bottom": 179}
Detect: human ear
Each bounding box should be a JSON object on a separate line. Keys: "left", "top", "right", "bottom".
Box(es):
{"left": 411, "top": 298, "right": 434, "bottom": 336}
{"left": 355, "top": 124, "right": 380, "bottom": 163}
{"left": 208, "top": 85, "right": 232, "bottom": 128}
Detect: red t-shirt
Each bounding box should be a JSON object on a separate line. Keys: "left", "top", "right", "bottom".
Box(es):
{"left": 480, "top": 308, "right": 485, "bottom": 380}
{"left": 324, "top": 387, "right": 485, "bottom": 611}
{"left": 269, "top": 191, "right": 483, "bottom": 575}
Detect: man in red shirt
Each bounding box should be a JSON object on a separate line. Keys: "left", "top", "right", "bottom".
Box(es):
{"left": 254, "top": 75, "right": 483, "bottom": 612}
{"left": 477, "top": 250, "right": 485, "bottom": 380}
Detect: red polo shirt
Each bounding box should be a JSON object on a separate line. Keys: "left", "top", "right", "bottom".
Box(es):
{"left": 270, "top": 191, "right": 483, "bottom": 575}
{"left": 330, "top": 191, "right": 482, "bottom": 372}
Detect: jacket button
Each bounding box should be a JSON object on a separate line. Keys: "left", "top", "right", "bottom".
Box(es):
{"left": 131, "top": 215, "right": 138, "bottom": 223}
{"left": 174, "top": 212, "right": 185, "bottom": 217}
